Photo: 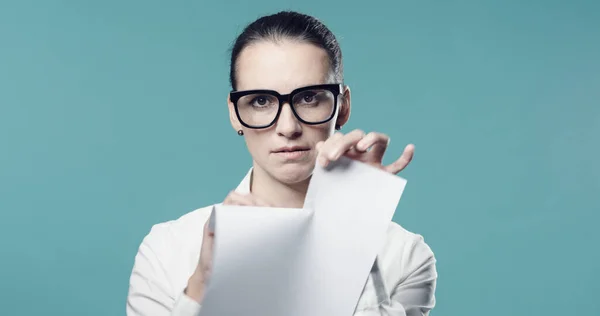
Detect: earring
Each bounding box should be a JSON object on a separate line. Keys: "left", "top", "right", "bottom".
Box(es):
{"left": 335, "top": 125, "right": 341, "bottom": 131}
{"left": 237, "top": 130, "right": 244, "bottom": 136}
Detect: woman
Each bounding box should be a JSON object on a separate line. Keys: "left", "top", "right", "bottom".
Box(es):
{"left": 126, "top": 11, "right": 437, "bottom": 316}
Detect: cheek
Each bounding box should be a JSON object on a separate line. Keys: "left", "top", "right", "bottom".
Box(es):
{"left": 244, "top": 131, "right": 270, "bottom": 153}
{"left": 306, "top": 124, "right": 335, "bottom": 143}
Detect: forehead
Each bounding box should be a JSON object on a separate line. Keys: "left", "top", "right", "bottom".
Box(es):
{"left": 235, "top": 40, "right": 333, "bottom": 93}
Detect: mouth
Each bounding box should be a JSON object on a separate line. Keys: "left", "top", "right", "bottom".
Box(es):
{"left": 272, "top": 146, "right": 311, "bottom": 159}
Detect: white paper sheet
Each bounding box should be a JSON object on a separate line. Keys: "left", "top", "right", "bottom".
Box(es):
{"left": 199, "top": 157, "right": 407, "bottom": 316}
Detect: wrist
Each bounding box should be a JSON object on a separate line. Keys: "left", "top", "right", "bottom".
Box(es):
{"left": 185, "top": 272, "right": 206, "bottom": 303}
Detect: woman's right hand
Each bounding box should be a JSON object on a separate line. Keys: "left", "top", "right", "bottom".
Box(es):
{"left": 185, "top": 191, "right": 271, "bottom": 303}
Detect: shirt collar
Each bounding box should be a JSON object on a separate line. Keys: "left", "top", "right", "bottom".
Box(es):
{"left": 234, "top": 167, "right": 253, "bottom": 194}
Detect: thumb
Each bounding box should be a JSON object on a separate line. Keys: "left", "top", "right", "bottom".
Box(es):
{"left": 203, "top": 218, "right": 214, "bottom": 238}
{"left": 315, "top": 141, "right": 324, "bottom": 152}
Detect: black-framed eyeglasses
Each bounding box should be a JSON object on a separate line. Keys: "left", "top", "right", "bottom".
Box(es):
{"left": 229, "top": 83, "right": 343, "bottom": 129}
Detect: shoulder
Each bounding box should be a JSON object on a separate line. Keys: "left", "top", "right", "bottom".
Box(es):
{"left": 141, "top": 204, "right": 215, "bottom": 254}
{"left": 378, "top": 221, "right": 437, "bottom": 285}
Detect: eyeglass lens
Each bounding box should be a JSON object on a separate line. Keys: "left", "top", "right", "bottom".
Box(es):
{"left": 236, "top": 89, "right": 335, "bottom": 127}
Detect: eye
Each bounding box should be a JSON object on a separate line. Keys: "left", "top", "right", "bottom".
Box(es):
{"left": 298, "top": 92, "right": 317, "bottom": 104}
{"left": 250, "top": 95, "right": 271, "bottom": 107}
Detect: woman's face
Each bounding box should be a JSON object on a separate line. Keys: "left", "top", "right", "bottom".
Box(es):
{"left": 228, "top": 39, "right": 350, "bottom": 185}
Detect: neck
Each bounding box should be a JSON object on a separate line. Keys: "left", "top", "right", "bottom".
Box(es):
{"left": 249, "top": 165, "right": 310, "bottom": 209}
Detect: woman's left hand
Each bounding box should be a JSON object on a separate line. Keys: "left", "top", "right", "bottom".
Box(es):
{"left": 315, "top": 129, "right": 414, "bottom": 174}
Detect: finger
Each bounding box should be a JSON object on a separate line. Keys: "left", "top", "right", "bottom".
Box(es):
{"left": 317, "top": 132, "right": 343, "bottom": 166}
{"left": 203, "top": 219, "right": 213, "bottom": 237}
{"left": 319, "top": 130, "right": 365, "bottom": 166}
{"left": 342, "top": 146, "right": 365, "bottom": 159}
{"left": 202, "top": 219, "right": 214, "bottom": 242}
{"left": 223, "top": 191, "right": 271, "bottom": 207}
{"left": 384, "top": 144, "right": 415, "bottom": 174}
{"left": 202, "top": 218, "right": 215, "bottom": 245}
{"left": 315, "top": 141, "right": 324, "bottom": 152}
{"left": 248, "top": 194, "right": 272, "bottom": 207}
{"left": 356, "top": 132, "right": 390, "bottom": 161}
{"left": 223, "top": 191, "right": 256, "bottom": 206}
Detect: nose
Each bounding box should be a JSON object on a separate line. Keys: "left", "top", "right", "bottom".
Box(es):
{"left": 275, "top": 103, "right": 302, "bottom": 138}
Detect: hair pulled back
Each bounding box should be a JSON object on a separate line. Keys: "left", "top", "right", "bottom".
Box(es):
{"left": 229, "top": 11, "right": 343, "bottom": 91}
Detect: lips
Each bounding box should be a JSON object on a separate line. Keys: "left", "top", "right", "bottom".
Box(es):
{"left": 271, "top": 146, "right": 311, "bottom": 160}
{"left": 272, "top": 146, "right": 310, "bottom": 153}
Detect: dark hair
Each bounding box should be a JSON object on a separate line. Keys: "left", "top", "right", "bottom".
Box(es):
{"left": 229, "top": 11, "right": 343, "bottom": 91}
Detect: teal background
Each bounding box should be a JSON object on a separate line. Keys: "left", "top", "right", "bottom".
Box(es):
{"left": 1, "top": 0, "right": 598, "bottom": 315}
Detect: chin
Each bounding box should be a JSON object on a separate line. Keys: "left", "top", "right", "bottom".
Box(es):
{"left": 270, "top": 162, "right": 315, "bottom": 184}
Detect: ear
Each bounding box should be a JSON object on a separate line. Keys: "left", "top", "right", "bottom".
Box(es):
{"left": 335, "top": 85, "right": 351, "bottom": 128}
{"left": 227, "top": 94, "right": 243, "bottom": 132}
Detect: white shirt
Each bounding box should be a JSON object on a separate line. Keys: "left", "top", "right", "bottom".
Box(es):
{"left": 126, "top": 169, "right": 438, "bottom": 316}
